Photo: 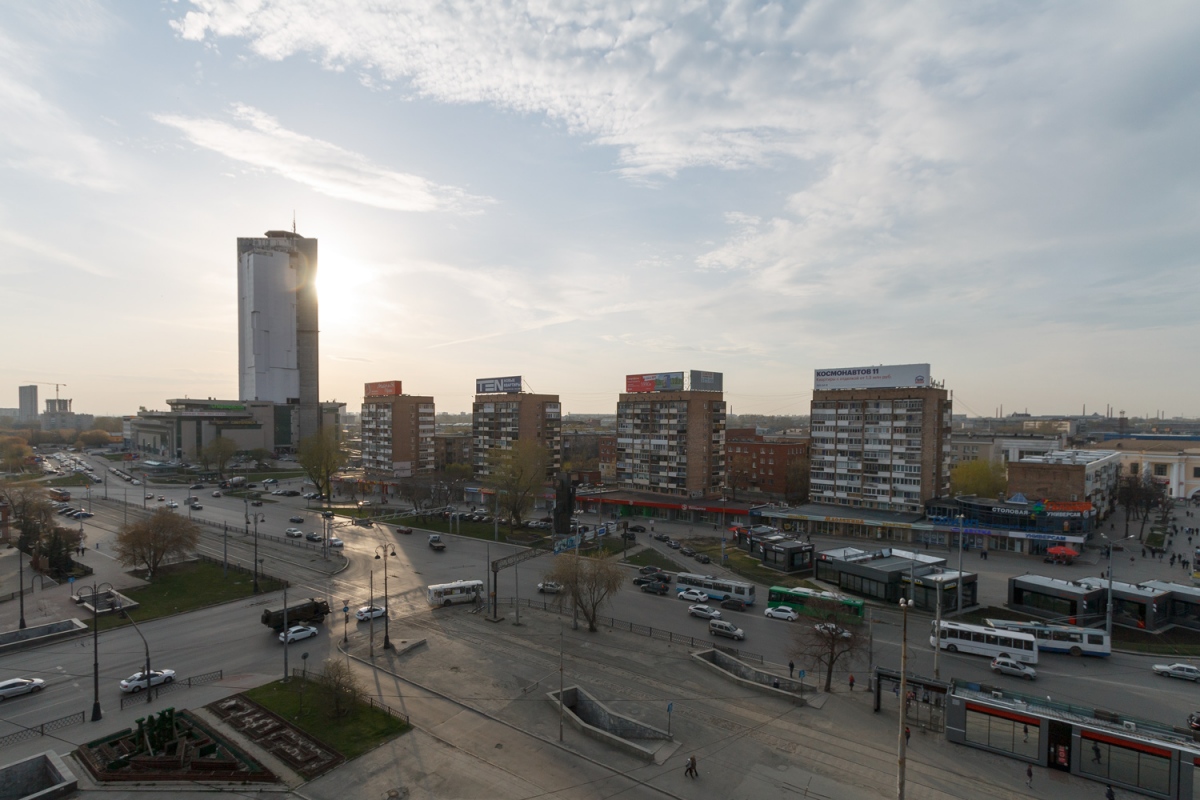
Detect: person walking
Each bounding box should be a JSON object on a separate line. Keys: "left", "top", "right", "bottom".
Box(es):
{"left": 1022, "top": 723, "right": 1029, "bottom": 743}
{"left": 1026, "top": 764, "right": 1033, "bottom": 788}
{"left": 684, "top": 755, "right": 698, "bottom": 778}
{"left": 849, "top": 674, "right": 855, "bottom": 692}
{"left": 905, "top": 726, "right": 911, "bottom": 746}
{"left": 788, "top": 660, "right": 794, "bottom": 678}
{"left": 1105, "top": 785, "right": 1115, "bottom": 800}
{"left": 1092, "top": 742, "right": 1103, "bottom": 764}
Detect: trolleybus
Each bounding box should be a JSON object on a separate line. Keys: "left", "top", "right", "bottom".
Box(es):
{"left": 983, "top": 618, "right": 1111, "bottom": 657}
{"left": 930, "top": 620, "right": 1038, "bottom": 664}
{"left": 675, "top": 573, "right": 756, "bottom": 606}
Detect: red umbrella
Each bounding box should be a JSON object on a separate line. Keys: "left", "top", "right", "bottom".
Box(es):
{"left": 1047, "top": 545, "right": 1079, "bottom": 557}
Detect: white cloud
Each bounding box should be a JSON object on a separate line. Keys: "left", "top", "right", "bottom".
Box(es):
{"left": 0, "top": 228, "right": 111, "bottom": 277}
{"left": 153, "top": 104, "right": 492, "bottom": 213}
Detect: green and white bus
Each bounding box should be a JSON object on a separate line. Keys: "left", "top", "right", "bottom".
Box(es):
{"left": 767, "top": 586, "right": 865, "bottom": 621}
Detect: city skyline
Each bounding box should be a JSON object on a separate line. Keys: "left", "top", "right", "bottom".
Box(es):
{"left": 2, "top": 3, "right": 1198, "bottom": 417}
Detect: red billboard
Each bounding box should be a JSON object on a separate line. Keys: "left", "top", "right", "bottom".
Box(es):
{"left": 625, "top": 372, "right": 684, "bottom": 393}
{"left": 364, "top": 380, "right": 402, "bottom": 398}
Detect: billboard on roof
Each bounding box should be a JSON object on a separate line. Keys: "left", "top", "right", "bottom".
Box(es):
{"left": 364, "top": 380, "right": 402, "bottom": 398}
{"left": 689, "top": 370, "right": 723, "bottom": 392}
{"left": 814, "top": 363, "right": 932, "bottom": 391}
{"left": 625, "top": 372, "right": 685, "bottom": 393}
{"left": 476, "top": 376, "right": 522, "bottom": 394}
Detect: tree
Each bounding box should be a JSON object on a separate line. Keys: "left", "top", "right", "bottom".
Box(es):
{"left": 37, "top": 526, "right": 83, "bottom": 577}
{"left": 429, "top": 463, "right": 472, "bottom": 508}
{"left": 789, "top": 600, "right": 867, "bottom": 692}
{"left": 247, "top": 448, "right": 273, "bottom": 468}
{"left": 949, "top": 459, "right": 1007, "bottom": 498}
{"left": 0, "top": 436, "right": 33, "bottom": 474}
{"left": 91, "top": 416, "right": 125, "bottom": 433}
{"left": 726, "top": 451, "right": 753, "bottom": 501}
{"left": 784, "top": 455, "right": 810, "bottom": 504}
{"left": 298, "top": 427, "right": 346, "bottom": 505}
{"left": 114, "top": 508, "right": 201, "bottom": 575}
{"left": 486, "top": 439, "right": 550, "bottom": 530}
{"left": 78, "top": 429, "right": 114, "bottom": 448}
{"left": 202, "top": 436, "right": 239, "bottom": 478}
{"left": 319, "top": 657, "right": 363, "bottom": 719}
{"left": 545, "top": 554, "right": 623, "bottom": 632}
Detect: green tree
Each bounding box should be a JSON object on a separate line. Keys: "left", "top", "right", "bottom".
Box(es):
{"left": 247, "top": 448, "right": 273, "bottom": 468}
{"left": 114, "top": 508, "right": 201, "bottom": 575}
{"left": 0, "top": 436, "right": 33, "bottom": 473}
{"left": 201, "top": 436, "right": 239, "bottom": 478}
{"left": 298, "top": 427, "right": 346, "bottom": 505}
{"left": 949, "top": 459, "right": 1007, "bottom": 498}
{"left": 545, "top": 554, "right": 623, "bottom": 632}
{"left": 486, "top": 439, "right": 550, "bottom": 530}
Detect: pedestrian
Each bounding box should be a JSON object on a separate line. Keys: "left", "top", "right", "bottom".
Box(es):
{"left": 1092, "top": 741, "right": 1102, "bottom": 764}
{"left": 1023, "top": 723, "right": 1029, "bottom": 743}
{"left": 849, "top": 674, "right": 855, "bottom": 692}
{"left": 773, "top": 677, "right": 780, "bottom": 689}
{"left": 684, "top": 755, "right": 698, "bottom": 778}
{"left": 1026, "top": 764, "right": 1033, "bottom": 788}
{"left": 1142, "top": 547, "right": 1147, "bottom": 558}
{"left": 1106, "top": 785, "right": 1115, "bottom": 800}
{"left": 905, "top": 726, "right": 911, "bottom": 746}
{"left": 788, "top": 660, "right": 795, "bottom": 678}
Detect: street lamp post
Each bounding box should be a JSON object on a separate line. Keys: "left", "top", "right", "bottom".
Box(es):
{"left": 249, "top": 512, "right": 265, "bottom": 593}
{"left": 897, "top": 596, "right": 914, "bottom": 799}
{"left": 17, "top": 543, "right": 26, "bottom": 630}
{"left": 374, "top": 545, "right": 396, "bottom": 649}
{"left": 956, "top": 513, "right": 965, "bottom": 614}
{"left": 118, "top": 603, "right": 152, "bottom": 705}
{"left": 86, "top": 581, "right": 114, "bottom": 720}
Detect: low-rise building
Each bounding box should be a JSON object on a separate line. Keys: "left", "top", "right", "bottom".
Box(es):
{"left": 725, "top": 428, "right": 809, "bottom": 498}
{"left": 1006, "top": 450, "right": 1121, "bottom": 512}
{"left": 433, "top": 433, "right": 472, "bottom": 471}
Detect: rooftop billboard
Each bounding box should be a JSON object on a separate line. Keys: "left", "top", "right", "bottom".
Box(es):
{"left": 689, "top": 370, "right": 723, "bottom": 392}
{"left": 813, "top": 363, "right": 932, "bottom": 391}
{"left": 364, "top": 380, "right": 402, "bottom": 398}
{"left": 476, "top": 376, "right": 522, "bottom": 394}
{"left": 625, "top": 372, "right": 685, "bottom": 393}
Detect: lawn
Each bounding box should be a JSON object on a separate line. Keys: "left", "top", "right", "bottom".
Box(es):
{"left": 243, "top": 677, "right": 409, "bottom": 759}
{"left": 45, "top": 474, "right": 93, "bottom": 487}
{"left": 623, "top": 548, "right": 686, "bottom": 573}
{"left": 93, "top": 560, "right": 285, "bottom": 630}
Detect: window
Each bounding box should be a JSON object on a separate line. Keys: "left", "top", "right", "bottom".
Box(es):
{"left": 1194, "top": 466, "right": 1200, "bottom": 479}
{"left": 1079, "top": 736, "right": 1170, "bottom": 795}
{"left": 964, "top": 707, "right": 1039, "bottom": 759}
{"left": 1153, "top": 463, "right": 1168, "bottom": 477}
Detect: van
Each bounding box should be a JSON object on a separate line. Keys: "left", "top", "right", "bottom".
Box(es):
{"left": 709, "top": 619, "right": 745, "bottom": 641}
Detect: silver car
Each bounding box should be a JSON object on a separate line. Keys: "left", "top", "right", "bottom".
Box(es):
{"left": 991, "top": 657, "right": 1037, "bottom": 680}
{"left": 0, "top": 678, "right": 45, "bottom": 700}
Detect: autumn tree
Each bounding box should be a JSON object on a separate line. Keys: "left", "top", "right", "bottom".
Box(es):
{"left": 78, "top": 429, "right": 114, "bottom": 448}
{"left": 789, "top": 600, "right": 867, "bottom": 692}
{"left": 114, "top": 508, "right": 201, "bottom": 575}
{"left": 91, "top": 416, "right": 125, "bottom": 433}
{"left": 298, "top": 427, "right": 346, "bottom": 505}
{"left": 545, "top": 554, "right": 623, "bottom": 632}
{"left": 486, "top": 439, "right": 550, "bottom": 530}
{"left": 0, "top": 436, "right": 33, "bottom": 474}
{"left": 202, "top": 436, "right": 239, "bottom": 478}
{"left": 949, "top": 459, "right": 1007, "bottom": 498}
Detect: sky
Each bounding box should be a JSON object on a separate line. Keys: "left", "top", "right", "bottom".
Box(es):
{"left": 2, "top": 1, "right": 1199, "bottom": 419}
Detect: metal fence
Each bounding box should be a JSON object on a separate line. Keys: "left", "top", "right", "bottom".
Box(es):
{"left": 0, "top": 711, "right": 84, "bottom": 749}
{"left": 118, "top": 669, "right": 223, "bottom": 710}
{"left": 494, "top": 597, "right": 766, "bottom": 664}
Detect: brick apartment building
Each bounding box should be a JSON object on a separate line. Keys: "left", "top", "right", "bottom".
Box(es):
{"left": 360, "top": 381, "right": 435, "bottom": 478}
{"left": 471, "top": 378, "right": 561, "bottom": 480}
{"left": 725, "top": 428, "right": 809, "bottom": 497}
{"left": 1006, "top": 450, "right": 1120, "bottom": 510}
{"left": 599, "top": 435, "right": 616, "bottom": 483}
{"left": 433, "top": 433, "right": 472, "bottom": 471}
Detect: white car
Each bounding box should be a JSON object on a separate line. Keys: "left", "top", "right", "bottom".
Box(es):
{"left": 328, "top": 537, "right": 344, "bottom": 548}
{"left": 119, "top": 669, "right": 175, "bottom": 693}
{"left": 764, "top": 606, "right": 800, "bottom": 621}
{"left": 538, "top": 581, "right": 562, "bottom": 594}
{"left": 166, "top": 501, "right": 178, "bottom": 509}
{"left": 0, "top": 677, "right": 45, "bottom": 700}
{"left": 814, "top": 622, "right": 853, "bottom": 639}
{"left": 1153, "top": 663, "right": 1200, "bottom": 681}
{"left": 356, "top": 606, "right": 385, "bottom": 621}
{"left": 678, "top": 589, "right": 708, "bottom": 603}
{"left": 991, "top": 656, "right": 1037, "bottom": 680}
{"left": 688, "top": 604, "right": 722, "bottom": 620}
{"left": 284, "top": 528, "right": 304, "bottom": 538}
{"left": 279, "top": 625, "right": 318, "bottom": 643}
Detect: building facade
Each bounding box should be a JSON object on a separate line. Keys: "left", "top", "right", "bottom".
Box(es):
{"left": 361, "top": 389, "right": 435, "bottom": 479}
{"left": 810, "top": 386, "right": 952, "bottom": 514}
{"left": 948, "top": 432, "right": 1064, "bottom": 465}
{"left": 615, "top": 389, "right": 726, "bottom": 498}
{"left": 471, "top": 392, "right": 562, "bottom": 479}
{"left": 433, "top": 433, "right": 473, "bottom": 471}
{"left": 18, "top": 386, "right": 37, "bottom": 422}
{"left": 598, "top": 435, "right": 617, "bottom": 483}
{"left": 1092, "top": 439, "right": 1200, "bottom": 502}
{"left": 725, "top": 428, "right": 809, "bottom": 497}
{"left": 237, "top": 230, "right": 320, "bottom": 442}
{"left": 1006, "top": 450, "right": 1120, "bottom": 511}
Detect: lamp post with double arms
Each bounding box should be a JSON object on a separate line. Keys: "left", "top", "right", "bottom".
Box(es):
{"left": 117, "top": 602, "right": 152, "bottom": 705}
{"left": 86, "top": 581, "right": 114, "bottom": 721}
{"left": 374, "top": 545, "right": 396, "bottom": 650}
{"left": 17, "top": 543, "right": 26, "bottom": 630}
{"left": 897, "top": 596, "right": 914, "bottom": 799}
{"left": 248, "top": 512, "right": 265, "bottom": 593}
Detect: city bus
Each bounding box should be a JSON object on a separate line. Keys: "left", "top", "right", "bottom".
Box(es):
{"left": 47, "top": 488, "right": 71, "bottom": 503}
{"left": 767, "top": 586, "right": 865, "bottom": 621}
{"left": 984, "top": 618, "right": 1111, "bottom": 657}
{"left": 675, "top": 573, "right": 757, "bottom": 606}
{"left": 427, "top": 579, "right": 484, "bottom": 607}
{"left": 931, "top": 621, "right": 1038, "bottom": 664}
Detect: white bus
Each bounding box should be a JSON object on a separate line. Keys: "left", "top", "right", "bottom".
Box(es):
{"left": 930, "top": 621, "right": 1038, "bottom": 664}
{"left": 984, "top": 618, "right": 1111, "bottom": 657}
{"left": 675, "top": 573, "right": 757, "bottom": 606}
{"left": 427, "top": 579, "right": 484, "bottom": 607}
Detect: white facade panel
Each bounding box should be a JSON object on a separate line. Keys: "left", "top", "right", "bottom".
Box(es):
{"left": 238, "top": 249, "right": 300, "bottom": 404}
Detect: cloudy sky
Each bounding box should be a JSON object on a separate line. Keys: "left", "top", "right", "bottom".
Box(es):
{"left": 3, "top": 2, "right": 1198, "bottom": 418}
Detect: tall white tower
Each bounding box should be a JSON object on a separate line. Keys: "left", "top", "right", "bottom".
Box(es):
{"left": 237, "top": 230, "right": 320, "bottom": 442}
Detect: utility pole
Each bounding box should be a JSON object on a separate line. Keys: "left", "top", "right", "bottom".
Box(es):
{"left": 897, "top": 597, "right": 913, "bottom": 799}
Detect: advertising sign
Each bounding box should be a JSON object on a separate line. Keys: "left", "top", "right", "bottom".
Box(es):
{"left": 813, "top": 363, "right": 932, "bottom": 391}
{"left": 689, "top": 370, "right": 723, "bottom": 392}
{"left": 364, "top": 380, "right": 402, "bottom": 398}
{"left": 625, "top": 372, "right": 685, "bottom": 393}
{"left": 476, "top": 376, "right": 522, "bottom": 394}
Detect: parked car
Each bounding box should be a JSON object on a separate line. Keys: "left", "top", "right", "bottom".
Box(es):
{"left": 680, "top": 547, "right": 696, "bottom": 557}
{"left": 666, "top": 540, "right": 681, "bottom": 550}
{"left": 678, "top": 589, "right": 707, "bottom": 602}
{"left": 709, "top": 619, "right": 745, "bottom": 641}
{"left": 1153, "top": 663, "right": 1200, "bottom": 681}
{"left": 289, "top": 516, "right": 305, "bottom": 523}
{"left": 279, "top": 625, "right": 318, "bottom": 643}
{"left": 694, "top": 553, "right": 711, "bottom": 564}
{"left": 620, "top": 531, "right": 637, "bottom": 541}
{"left": 720, "top": 598, "right": 746, "bottom": 612}
{"left": 119, "top": 669, "right": 175, "bottom": 693}
{"left": 628, "top": 525, "right": 646, "bottom": 533}
{"left": 653, "top": 533, "right": 670, "bottom": 542}
{"left": 640, "top": 581, "right": 669, "bottom": 595}
{"left": 538, "top": 581, "right": 562, "bottom": 594}
{"left": 688, "top": 604, "right": 722, "bottom": 620}
{"left": 0, "top": 677, "right": 45, "bottom": 700}
{"left": 765, "top": 606, "right": 800, "bottom": 621}
{"left": 991, "top": 656, "right": 1037, "bottom": 680}
{"left": 356, "top": 606, "right": 385, "bottom": 621}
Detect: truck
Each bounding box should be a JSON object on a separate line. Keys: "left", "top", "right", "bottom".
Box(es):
{"left": 228, "top": 476, "right": 246, "bottom": 488}
{"left": 428, "top": 534, "right": 446, "bottom": 552}
{"left": 260, "top": 599, "right": 331, "bottom": 632}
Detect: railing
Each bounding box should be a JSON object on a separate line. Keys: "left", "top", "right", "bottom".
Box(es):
{"left": 493, "top": 597, "right": 766, "bottom": 664}
{"left": 0, "top": 711, "right": 85, "bottom": 749}
{"left": 118, "top": 669, "right": 223, "bottom": 709}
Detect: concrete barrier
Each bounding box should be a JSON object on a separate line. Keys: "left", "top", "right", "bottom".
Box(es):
{"left": 547, "top": 686, "right": 671, "bottom": 761}
{"left": 692, "top": 648, "right": 811, "bottom": 702}
{"left": 0, "top": 620, "right": 89, "bottom": 657}
{"left": 0, "top": 750, "right": 77, "bottom": 799}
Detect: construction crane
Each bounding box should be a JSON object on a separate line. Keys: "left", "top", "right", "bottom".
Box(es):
{"left": 26, "top": 382, "right": 67, "bottom": 403}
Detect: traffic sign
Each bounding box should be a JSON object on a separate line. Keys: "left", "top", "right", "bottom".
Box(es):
{"left": 798, "top": 670, "right": 806, "bottom": 679}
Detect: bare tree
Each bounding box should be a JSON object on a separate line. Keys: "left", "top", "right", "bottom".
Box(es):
{"left": 319, "top": 658, "right": 362, "bottom": 719}
{"left": 725, "top": 450, "right": 753, "bottom": 501}
{"left": 487, "top": 439, "right": 550, "bottom": 531}
{"left": 789, "top": 600, "right": 867, "bottom": 692}
{"left": 202, "top": 436, "right": 239, "bottom": 479}
{"left": 114, "top": 509, "right": 201, "bottom": 575}
{"left": 545, "top": 554, "right": 623, "bottom": 632}
{"left": 298, "top": 427, "right": 347, "bottom": 504}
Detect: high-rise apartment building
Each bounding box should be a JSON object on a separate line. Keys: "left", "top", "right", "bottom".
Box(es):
{"left": 809, "top": 364, "right": 951, "bottom": 514}
{"left": 18, "top": 385, "right": 37, "bottom": 422}
{"left": 361, "top": 381, "right": 435, "bottom": 478}
{"left": 237, "top": 230, "right": 320, "bottom": 442}
{"left": 615, "top": 371, "right": 726, "bottom": 498}
{"left": 471, "top": 377, "right": 561, "bottom": 479}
